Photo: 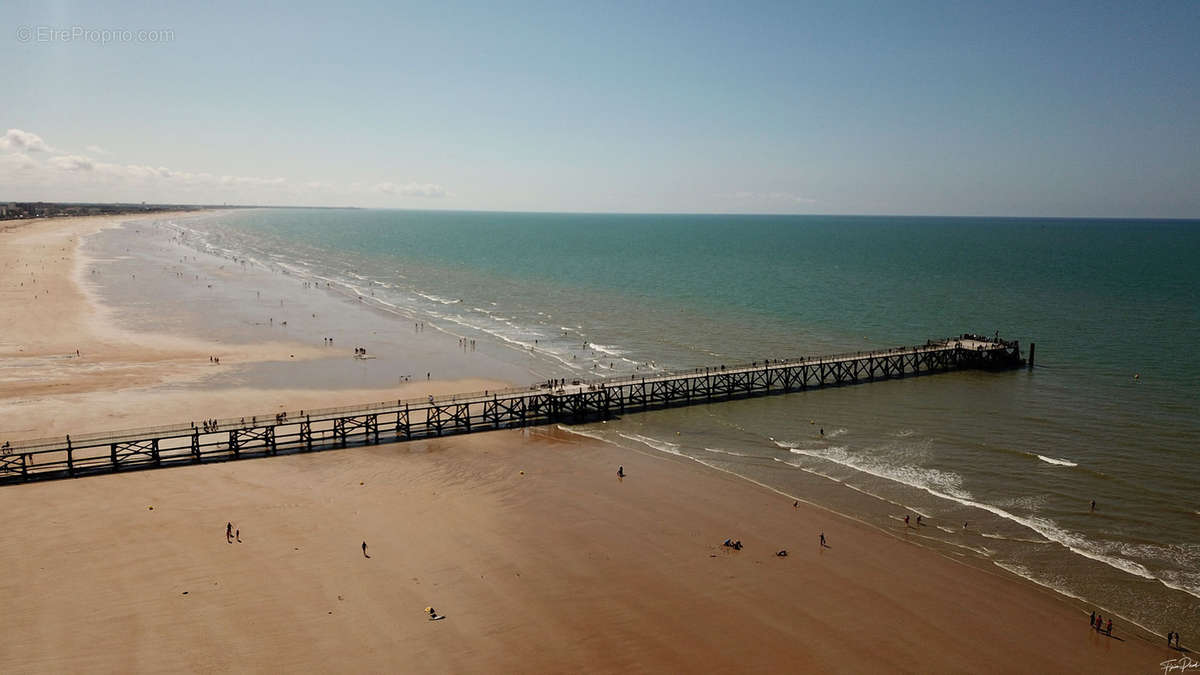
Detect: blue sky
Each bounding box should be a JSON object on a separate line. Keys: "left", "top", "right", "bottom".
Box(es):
{"left": 2, "top": 1, "right": 1198, "bottom": 217}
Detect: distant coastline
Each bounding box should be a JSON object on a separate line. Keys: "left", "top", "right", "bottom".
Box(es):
{"left": 3, "top": 201, "right": 1197, "bottom": 222}
{"left": 0, "top": 201, "right": 359, "bottom": 222}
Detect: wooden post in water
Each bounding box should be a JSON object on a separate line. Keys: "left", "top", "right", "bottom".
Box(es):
{"left": 1028, "top": 342, "right": 1036, "bottom": 369}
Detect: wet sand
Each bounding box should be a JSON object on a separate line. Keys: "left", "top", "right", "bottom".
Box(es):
{"left": 0, "top": 214, "right": 1179, "bottom": 671}
{"left": 0, "top": 427, "right": 1175, "bottom": 673}
{"left": 0, "top": 213, "right": 513, "bottom": 440}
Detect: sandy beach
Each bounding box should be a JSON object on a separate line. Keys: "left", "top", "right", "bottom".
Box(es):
{"left": 0, "top": 214, "right": 1182, "bottom": 672}
{"left": 0, "top": 427, "right": 1177, "bottom": 673}
{"left": 0, "top": 213, "right": 512, "bottom": 439}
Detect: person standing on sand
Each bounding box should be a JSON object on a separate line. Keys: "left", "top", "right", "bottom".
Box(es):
{"left": 226, "top": 522, "right": 233, "bottom": 543}
{"left": 1090, "top": 611, "right": 1095, "bottom": 627}
{"left": 362, "top": 541, "right": 369, "bottom": 558}
{"left": 1105, "top": 618, "right": 1112, "bottom": 636}
{"left": 617, "top": 466, "right": 624, "bottom": 478}
{"left": 819, "top": 532, "right": 826, "bottom": 547}
{"left": 236, "top": 529, "right": 241, "bottom": 543}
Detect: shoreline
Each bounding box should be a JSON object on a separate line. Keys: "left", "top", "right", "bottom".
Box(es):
{"left": 0, "top": 213, "right": 1185, "bottom": 669}
{"left": 557, "top": 423, "right": 1186, "bottom": 647}
{"left": 0, "top": 426, "right": 1177, "bottom": 672}
{"left": 0, "top": 212, "right": 515, "bottom": 440}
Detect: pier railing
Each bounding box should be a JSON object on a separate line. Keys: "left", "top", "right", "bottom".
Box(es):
{"left": 0, "top": 335, "right": 1024, "bottom": 484}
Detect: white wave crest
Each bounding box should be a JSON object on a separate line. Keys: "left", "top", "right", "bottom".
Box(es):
{"left": 703, "top": 447, "right": 751, "bottom": 458}
{"left": 617, "top": 432, "right": 683, "bottom": 456}
{"left": 556, "top": 425, "right": 610, "bottom": 443}
{"left": 414, "top": 291, "right": 461, "bottom": 305}
{"left": 587, "top": 343, "right": 626, "bottom": 356}
{"left": 788, "top": 445, "right": 972, "bottom": 502}
{"left": 786, "top": 444, "right": 1166, "bottom": 584}
{"left": 1036, "top": 454, "right": 1078, "bottom": 467}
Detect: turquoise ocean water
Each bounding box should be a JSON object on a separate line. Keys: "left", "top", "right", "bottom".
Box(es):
{"left": 172, "top": 208, "right": 1199, "bottom": 637}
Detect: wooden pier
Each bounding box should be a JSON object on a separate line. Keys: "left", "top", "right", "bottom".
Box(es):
{"left": 0, "top": 336, "right": 1024, "bottom": 485}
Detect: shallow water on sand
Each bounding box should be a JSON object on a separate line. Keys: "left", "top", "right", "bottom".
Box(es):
{"left": 93, "top": 209, "right": 1200, "bottom": 638}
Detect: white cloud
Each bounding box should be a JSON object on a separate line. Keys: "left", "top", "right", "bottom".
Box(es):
{"left": 49, "top": 154, "right": 96, "bottom": 172}
{"left": 1, "top": 129, "right": 53, "bottom": 153}
{"left": 220, "top": 175, "right": 286, "bottom": 187}
{"left": 0, "top": 128, "right": 450, "bottom": 206}
{"left": 374, "top": 181, "right": 451, "bottom": 197}
{"left": 0, "top": 152, "right": 37, "bottom": 172}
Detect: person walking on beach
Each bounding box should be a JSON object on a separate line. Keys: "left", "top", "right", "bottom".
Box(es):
{"left": 362, "top": 541, "right": 369, "bottom": 558}
{"left": 1167, "top": 631, "right": 1174, "bottom": 647}
{"left": 226, "top": 522, "right": 233, "bottom": 543}
{"left": 1090, "top": 611, "right": 1095, "bottom": 628}
{"left": 819, "top": 532, "right": 826, "bottom": 548}
{"left": 1105, "top": 618, "right": 1112, "bottom": 636}
{"left": 904, "top": 515, "right": 910, "bottom": 527}
{"left": 1094, "top": 614, "right": 1102, "bottom": 632}
{"left": 236, "top": 529, "right": 241, "bottom": 543}
{"left": 617, "top": 466, "right": 624, "bottom": 478}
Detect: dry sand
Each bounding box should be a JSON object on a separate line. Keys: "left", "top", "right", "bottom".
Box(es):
{"left": 0, "top": 214, "right": 1179, "bottom": 672}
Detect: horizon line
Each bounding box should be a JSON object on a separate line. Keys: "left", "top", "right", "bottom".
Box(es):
{"left": 3, "top": 200, "right": 1199, "bottom": 222}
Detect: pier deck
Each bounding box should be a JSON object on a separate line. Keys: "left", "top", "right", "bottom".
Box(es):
{"left": 0, "top": 335, "right": 1024, "bottom": 484}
